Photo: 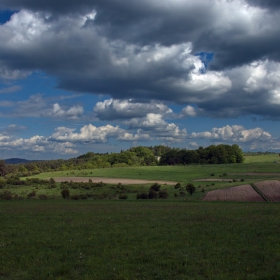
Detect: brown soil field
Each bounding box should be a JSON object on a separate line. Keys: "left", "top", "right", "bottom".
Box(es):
{"left": 52, "top": 177, "right": 177, "bottom": 185}
{"left": 254, "top": 180, "right": 280, "bottom": 202}
{"left": 203, "top": 185, "right": 265, "bottom": 202}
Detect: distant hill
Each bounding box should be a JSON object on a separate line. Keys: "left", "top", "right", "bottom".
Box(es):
{"left": 5, "top": 158, "right": 32, "bottom": 164}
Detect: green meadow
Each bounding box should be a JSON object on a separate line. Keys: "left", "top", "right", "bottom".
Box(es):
{"left": 1, "top": 153, "right": 280, "bottom": 279}
{"left": 1, "top": 200, "right": 280, "bottom": 280}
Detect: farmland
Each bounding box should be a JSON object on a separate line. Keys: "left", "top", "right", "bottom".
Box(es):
{"left": 1, "top": 200, "right": 280, "bottom": 280}
{"left": 1, "top": 153, "right": 280, "bottom": 279}
{"left": 203, "top": 184, "right": 265, "bottom": 202}
{"left": 254, "top": 180, "right": 280, "bottom": 202}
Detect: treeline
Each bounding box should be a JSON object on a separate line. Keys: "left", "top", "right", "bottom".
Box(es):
{"left": 0, "top": 144, "right": 243, "bottom": 178}
{"left": 159, "top": 144, "right": 244, "bottom": 165}
{"left": 0, "top": 146, "right": 170, "bottom": 177}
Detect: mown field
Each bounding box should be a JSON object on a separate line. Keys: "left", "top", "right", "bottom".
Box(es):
{"left": 1, "top": 200, "right": 280, "bottom": 280}
{"left": 1, "top": 154, "right": 280, "bottom": 279}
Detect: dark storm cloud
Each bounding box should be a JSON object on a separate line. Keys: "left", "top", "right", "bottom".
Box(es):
{"left": 1, "top": 0, "right": 280, "bottom": 119}
{"left": 245, "top": 0, "right": 280, "bottom": 10}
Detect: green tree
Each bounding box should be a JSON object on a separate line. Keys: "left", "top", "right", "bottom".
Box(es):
{"left": 0, "top": 160, "right": 7, "bottom": 177}
{"left": 186, "top": 183, "right": 196, "bottom": 195}
{"left": 61, "top": 189, "right": 70, "bottom": 199}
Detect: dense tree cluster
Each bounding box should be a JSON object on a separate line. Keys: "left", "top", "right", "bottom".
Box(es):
{"left": 159, "top": 144, "right": 244, "bottom": 165}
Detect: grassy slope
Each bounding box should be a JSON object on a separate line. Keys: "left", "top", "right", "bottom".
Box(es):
{"left": 20, "top": 154, "right": 280, "bottom": 197}
{"left": 25, "top": 155, "right": 280, "bottom": 182}
{"left": 1, "top": 200, "right": 280, "bottom": 280}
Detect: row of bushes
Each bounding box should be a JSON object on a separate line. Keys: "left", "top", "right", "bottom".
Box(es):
{"left": 60, "top": 180, "right": 106, "bottom": 190}
{"left": 136, "top": 190, "right": 168, "bottom": 199}
{"left": 61, "top": 189, "right": 129, "bottom": 200}
{"left": 136, "top": 183, "right": 169, "bottom": 199}
{"left": 0, "top": 177, "right": 56, "bottom": 188}
{"left": 0, "top": 190, "right": 48, "bottom": 200}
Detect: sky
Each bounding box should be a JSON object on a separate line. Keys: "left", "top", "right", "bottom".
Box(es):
{"left": 0, "top": 0, "right": 280, "bottom": 160}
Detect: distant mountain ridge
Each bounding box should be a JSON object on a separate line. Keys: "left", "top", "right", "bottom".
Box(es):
{"left": 5, "top": 158, "right": 32, "bottom": 164}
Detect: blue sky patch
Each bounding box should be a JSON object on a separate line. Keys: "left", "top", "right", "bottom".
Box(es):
{"left": 195, "top": 52, "right": 215, "bottom": 73}
{"left": 0, "top": 10, "right": 17, "bottom": 24}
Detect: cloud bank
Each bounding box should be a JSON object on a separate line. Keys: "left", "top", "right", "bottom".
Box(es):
{"left": 0, "top": 1, "right": 279, "bottom": 119}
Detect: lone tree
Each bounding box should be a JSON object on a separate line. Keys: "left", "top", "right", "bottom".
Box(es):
{"left": 61, "top": 189, "right": 70, "bottom": 199}
{"left": 185, "top": 183, "right": 196, "bottom": 196}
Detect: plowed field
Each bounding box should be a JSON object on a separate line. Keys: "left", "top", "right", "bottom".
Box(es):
{"left": 51, "top": 177, "right": 177, "bottom": 185}
{"left": 203, "top": 185, "right": 265, "bottom": 202}
{"left": 254, "top": 180, "right": 280, "bottom": 202}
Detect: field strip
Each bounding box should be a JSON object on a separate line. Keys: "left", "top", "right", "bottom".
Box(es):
{"left": 229, "top": 173, "right": 280, "bottom": 176}
{"left": 50, "top": 177, "right": 178, "bottom": 185}
{"left": 254, "top": 180, "right": 280, "bottom": 202}
{"left": 203, "top": 185, "right": 265, "bottom": 202}
{"left": 193, "top": 179, "right": 234, "bottom": 182}
{"left": 251, "top": 183, "right": 270, "bottom": 202}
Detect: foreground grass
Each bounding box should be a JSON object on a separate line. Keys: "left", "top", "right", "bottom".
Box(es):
{"left": 1, "top": 200, "right": 280, "bottom": 279}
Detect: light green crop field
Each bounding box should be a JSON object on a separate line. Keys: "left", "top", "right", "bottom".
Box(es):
{"left": 25, "top": 155, "right": 280, "bottom": 182}
{"left": 244, "top": 153, "right": 280, "bottom": 163}
{"left": 1, "top": 200, "right": 280, "bottom": 280}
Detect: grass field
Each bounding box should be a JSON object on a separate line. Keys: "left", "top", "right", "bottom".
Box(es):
{"left": 1, "top": 154, "right": 280, "bottom": 279}
{"left": 24, "top": 154, "right": 280, "bottom": 183}
{"left": 1, "top": 200, "right": 280, "bottom": 280}
{"left": 17, "top": 154, "right": 280, "bottom": 200}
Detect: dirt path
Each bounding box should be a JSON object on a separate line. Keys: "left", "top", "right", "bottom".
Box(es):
{"left": 51, "top": 177, "right": 177, "bottom": 185}
{"left": 229, "top": 173, "right": 280, "bottom": 176}
{"left": 193, "top": 179, "right": 234, "bottom": 182}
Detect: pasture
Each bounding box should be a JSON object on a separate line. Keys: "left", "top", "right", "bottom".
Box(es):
{"left": 1, "top": 153, "right": 280, "bottom": 279}
{"left": 1, "top": 200, "right": 280, "bottom": 279}
{"left": 15, "top": 153, "right": 280, "bottom": 200}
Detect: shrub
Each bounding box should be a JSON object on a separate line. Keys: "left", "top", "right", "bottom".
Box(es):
{"left": 0, "top": 179, "right": 6, "bottom": 189}
{"left": 174, "top": 193, "right": 178, "bottom": 197}
{"left": 150, "top": 183, "right": 161, "bottom": 192}
{"left": 70, "top": 194, "right": 80, "bottom": 200}
{"left": 179, "top": 191, "right": 186, "bottom": 197}
{"left": 211, "top": 173, "right": 215, "bottom": 176}
{"left": 148, "top": 190, "right": 158, "bottom": 199}
{"left": 0, "top": 191, "right": 13, "bottom": 200}
{"left": 49, "top": 178, "right": 56, "bottom": 184}
{"left": 27, "top": 190, "right": 36, "bottom": 199}
{"left": 158, "top": 190, "right": 168, "bottom": 199}
{"left": 202, "top": 188, "right": 205, "bottom": 193}
{"left": 13, "top": 195, "right": 24, "bottom": 200}
{"left": 174, "top": 183, "right": 181, "bottom": 189}
{"left": 119, "top": 194, "right": 128, "bottom": 200}
{"left": 61, "top": 189, "right": 70, "bottom": 199}
{"left": 185, "top": 183, "right": 196, "bottom": 195}
{"left": 136, "top": 192, "right": 149, "bottom": 199}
